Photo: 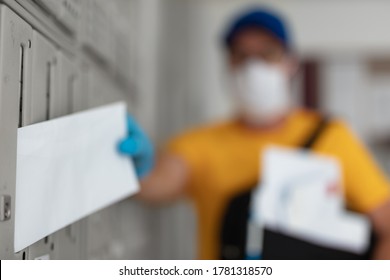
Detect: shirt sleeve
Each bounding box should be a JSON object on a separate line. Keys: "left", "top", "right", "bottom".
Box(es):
{"left": 316, "top": 120, "right": 390, "bottom": 213}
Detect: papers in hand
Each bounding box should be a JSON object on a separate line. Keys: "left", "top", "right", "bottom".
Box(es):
{"left": 251, "top": 146, "right": 370, "bottom": 254}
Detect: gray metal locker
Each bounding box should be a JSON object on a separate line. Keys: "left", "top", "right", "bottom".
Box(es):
{"left": 35, "top": 0, "right": 61, "bottom": 15}
{"left": 29, "top": 31, "right": 56, "bottom": 124}
{"left": 25, "top": 31, "right": 57, "bottom": 260}
{"left": 52, "top": 221, "right": 86, "bottom": 260}
{"left": 72, "top": 61, "right": 89, "bottom": 113}
{"left": 51, "top": 51, "right": 76, "bottom": 118}
{"left": 87, "top": 68, "right": 124, "bottom": 108}
{"left": 0, "top": 4, "right": 32, "bottom": 260}
{"left": 50, "top": 51, "right": 86, "bottom": 260}
{"left": 0, "top": 0, "right": 151, "bottom": 260}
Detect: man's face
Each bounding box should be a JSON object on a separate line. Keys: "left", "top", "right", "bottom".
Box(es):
{"left": 228, "top": 27, "right": 292, "bottom": 74}
{"left": 227, "top": 27, "right": 296, "bottom": 126}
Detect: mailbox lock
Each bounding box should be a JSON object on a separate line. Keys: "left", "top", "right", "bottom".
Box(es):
{"left": 0, "top": 195, "right": 11, "bottom": 221}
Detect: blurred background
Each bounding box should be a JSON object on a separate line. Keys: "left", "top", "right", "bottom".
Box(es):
{"left": 2, "top": 0, "right": 390, "bottom": 260}
{"left": 139, "top": 0, "right": 390, "bottom": 259}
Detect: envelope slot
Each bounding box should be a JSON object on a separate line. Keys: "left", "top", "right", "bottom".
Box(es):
{"left": 18, "top": 45, "right": 25, "bottom": 128}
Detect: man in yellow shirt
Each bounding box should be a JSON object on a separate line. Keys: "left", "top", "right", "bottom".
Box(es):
{"left": 119, "top": 8, "right": 390, "bottom": 259}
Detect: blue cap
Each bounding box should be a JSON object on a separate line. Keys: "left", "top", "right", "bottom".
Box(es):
{"left": 223, "top": 7, "right": 291, "bottom": 50}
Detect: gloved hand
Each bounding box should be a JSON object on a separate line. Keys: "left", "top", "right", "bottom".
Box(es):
{"left": 118, "top": 114, "right": 155, "bottom": 178}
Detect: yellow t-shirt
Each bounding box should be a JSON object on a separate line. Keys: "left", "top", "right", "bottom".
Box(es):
{"left": 167, "top": 109, "right": 390, "bottom": 260}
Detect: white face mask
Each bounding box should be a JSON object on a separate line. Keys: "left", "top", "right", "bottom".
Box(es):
{"left": 231, "top": 59, "right": 291, "bottom": 126}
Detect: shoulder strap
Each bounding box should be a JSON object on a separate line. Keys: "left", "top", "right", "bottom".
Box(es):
{"left": 301, "top": 116, "right": 330, "bottom": 150}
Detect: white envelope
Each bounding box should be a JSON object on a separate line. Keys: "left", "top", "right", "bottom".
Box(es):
{"left": 15, "top": 102, "right": 139, "bottom": 252}
{"left": 251, "top": 145, "right": 370, "bottom": 254}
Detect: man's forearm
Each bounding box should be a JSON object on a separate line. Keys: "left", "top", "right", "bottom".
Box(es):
{"left": 373, "top": 236, "right": 390, "bottom": 260}
{"left": 136, "top": 153, "right": 189, "bottom": 204}
{"left": 369, "top": 199, "right": 390, "bottom": 260}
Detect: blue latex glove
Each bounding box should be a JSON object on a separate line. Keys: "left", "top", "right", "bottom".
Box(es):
{"left": 118, "top": 114, "right": 155, "bottom": 178}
